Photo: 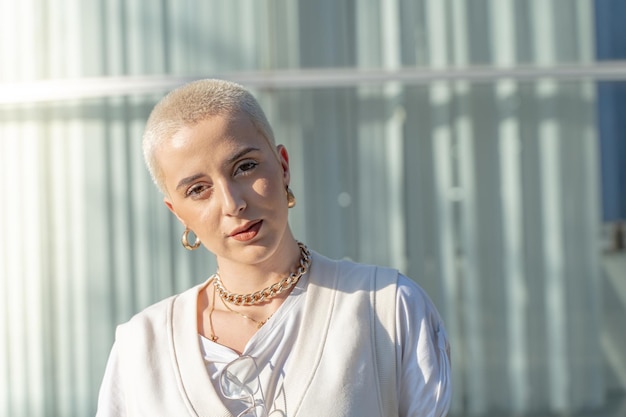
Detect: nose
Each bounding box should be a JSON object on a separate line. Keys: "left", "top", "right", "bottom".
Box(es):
{"left": 218, "top": 180, "right": 246, "bottom": 215}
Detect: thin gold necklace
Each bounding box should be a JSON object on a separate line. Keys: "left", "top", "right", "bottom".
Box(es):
{"left": 219, "top": 295, "right": 273, "bottom": 328}
{"left": 207, "top": 280, "right": 272, "bottom": 342}
{"left": 208, "top": 284, "right": 218, "bottom": 342}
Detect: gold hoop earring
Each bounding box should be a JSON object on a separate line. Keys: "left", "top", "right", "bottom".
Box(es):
{"left": 181, "top": 228, "right": 201, "bottom": 250}
{"left": 286, "top": 187, "right": 296, "bottom": 208}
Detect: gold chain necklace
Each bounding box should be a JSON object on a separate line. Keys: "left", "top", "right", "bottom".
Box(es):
{"left": 207, "top": 242, "right": 312, "bottom": 342}
{"left": 207, "top": 282, "right": 272, "bottom": 342}
{"left": 213, "top": 242, "right": 311, "bottom": 306}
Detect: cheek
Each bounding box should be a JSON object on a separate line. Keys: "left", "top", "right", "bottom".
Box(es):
{"left": 177, "top": 203, "right": 218, "bottom": 229}
{"left": 252, "top": 178, "right": 279, "bottom": 199}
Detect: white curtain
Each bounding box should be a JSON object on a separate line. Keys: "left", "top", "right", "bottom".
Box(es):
{"left": 0, "top": 1, "right": 606, "bottom": 416}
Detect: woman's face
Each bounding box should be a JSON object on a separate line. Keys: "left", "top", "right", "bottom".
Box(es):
{"left": 158, "top": 112, "right": 292, "bottom": 266}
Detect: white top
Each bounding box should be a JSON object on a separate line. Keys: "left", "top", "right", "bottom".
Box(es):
{"left": 199, "top": 271, "right": 451, "bottom": 417}
{"left": 96, "top": 251, "right": 451, "bottom": 417}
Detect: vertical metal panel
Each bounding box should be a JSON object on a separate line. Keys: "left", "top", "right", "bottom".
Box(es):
{"left": 425, "top": 0, "right": 468, "bottom": 414}
{"left": 48, "top": 123, "right": 74, "bottom": 417}
{"left": 490, "top": 0, "right": 528, "bottom": 413}
{"left": 0, "top": 2, "right": 18, "bottom": 80}
{"left": 451, "top": 1, "right": 485, "bottom": 415}
{"left": 559, "top": 81, "right": 604, "bottom": 408}
{"left": 26, "top": 127, "right": 45, "bottom": 417}
{"left": 454, "top": 0, "right": 498, "bottom": 415}
{"left": 71, "top": 116, "right": 91, "bottom": 417}
{"left": 381, "top": 0, "right": 407, "bottom": 272}
{"left": 0, "top": 129, "right": 9, "bottom": 416}
{"left": 4, "top": 135, "right": 28, "bottom": 417}
{"left": 531, "top": 0, "right": 570, "bottom": 412}
{"left": 538, "top": 100, "right": 569, "bottom": 411}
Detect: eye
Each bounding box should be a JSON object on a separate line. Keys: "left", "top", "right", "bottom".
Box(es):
{"left": 234, "top": 160, "right": 258, "bottom": 176}
{"left": 185, "top": 183, "right": 211, "bottom": 199}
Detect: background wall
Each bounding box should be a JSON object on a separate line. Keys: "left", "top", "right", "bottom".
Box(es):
{"left": 0, "top": 1, "right": 621, "bottom": 416}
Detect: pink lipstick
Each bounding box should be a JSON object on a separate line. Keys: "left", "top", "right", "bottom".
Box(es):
{"left": 230, "top": 220, "right": 262, "bottom": 241}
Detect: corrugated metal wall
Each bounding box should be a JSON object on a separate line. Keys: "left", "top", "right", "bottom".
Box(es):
{"left": 0, "top": 1, "right": 607, "bottom": 416}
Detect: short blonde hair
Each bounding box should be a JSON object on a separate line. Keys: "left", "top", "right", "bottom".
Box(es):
{"left": 142, "top": 79, "right": 275, "bottom": 194}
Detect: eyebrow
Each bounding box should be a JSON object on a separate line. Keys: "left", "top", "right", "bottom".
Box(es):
{"left": 226, "top": 146, "right": 261, "bottom": 165}
{"left": 176, "top": 173, "right": 206, "bottom": 191}
{"left": 175, "top": 146, "right": 262, "bottom": 191}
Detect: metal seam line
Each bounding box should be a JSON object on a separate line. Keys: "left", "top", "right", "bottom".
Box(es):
{"left": 2, "top": 61, "right": 626, "bottom": 105}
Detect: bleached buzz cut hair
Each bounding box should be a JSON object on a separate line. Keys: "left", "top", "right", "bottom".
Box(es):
{"left": 142, "top": 78, "right": 275, "bottom": 194}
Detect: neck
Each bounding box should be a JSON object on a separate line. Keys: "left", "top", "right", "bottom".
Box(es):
{"left": 215, "top": 237, "right": 303, "bottom": 295}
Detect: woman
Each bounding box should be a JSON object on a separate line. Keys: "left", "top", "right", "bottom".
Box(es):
{"left": 96, "top": 79, "right": 451, "bottom": 417}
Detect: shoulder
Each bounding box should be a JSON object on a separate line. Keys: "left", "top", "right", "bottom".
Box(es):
{"left": 115, "top": 283, "right": 201, "bottom": 341}
{"left": 309, "top": 251, "right": 441, "bottom": 315}
{"left": 309, "top": 250, "right": 399, "bottom": 288}
{"left": 396, "top": 273, "right": 445, "bottom": 327}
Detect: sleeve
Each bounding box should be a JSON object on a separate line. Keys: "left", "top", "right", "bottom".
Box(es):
{"left": 396, "top": 275, "right": 451, "bottom": 417}
{"left": 95, "top": 341, "right": 127, "bottom": 417}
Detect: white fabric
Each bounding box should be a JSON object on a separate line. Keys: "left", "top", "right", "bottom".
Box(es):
{"left": 200, "top": 273, "right": 450, "bottom": 417}
{"left": 95, "top": 251, "right": 451, "bottom": 417}
{"left": 199, "top": 272, "right": 309, "bottom": 415}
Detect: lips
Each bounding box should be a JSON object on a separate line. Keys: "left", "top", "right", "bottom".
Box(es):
{"left": 229, "top": 220, "right": 262, "bottom": 241}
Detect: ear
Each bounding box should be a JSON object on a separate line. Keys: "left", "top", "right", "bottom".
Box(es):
{"left": 276, "top": 144, "right": 290, "bottom": 185}
{"left": 163, "top": 197, "right": 186, "bottom": 226}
